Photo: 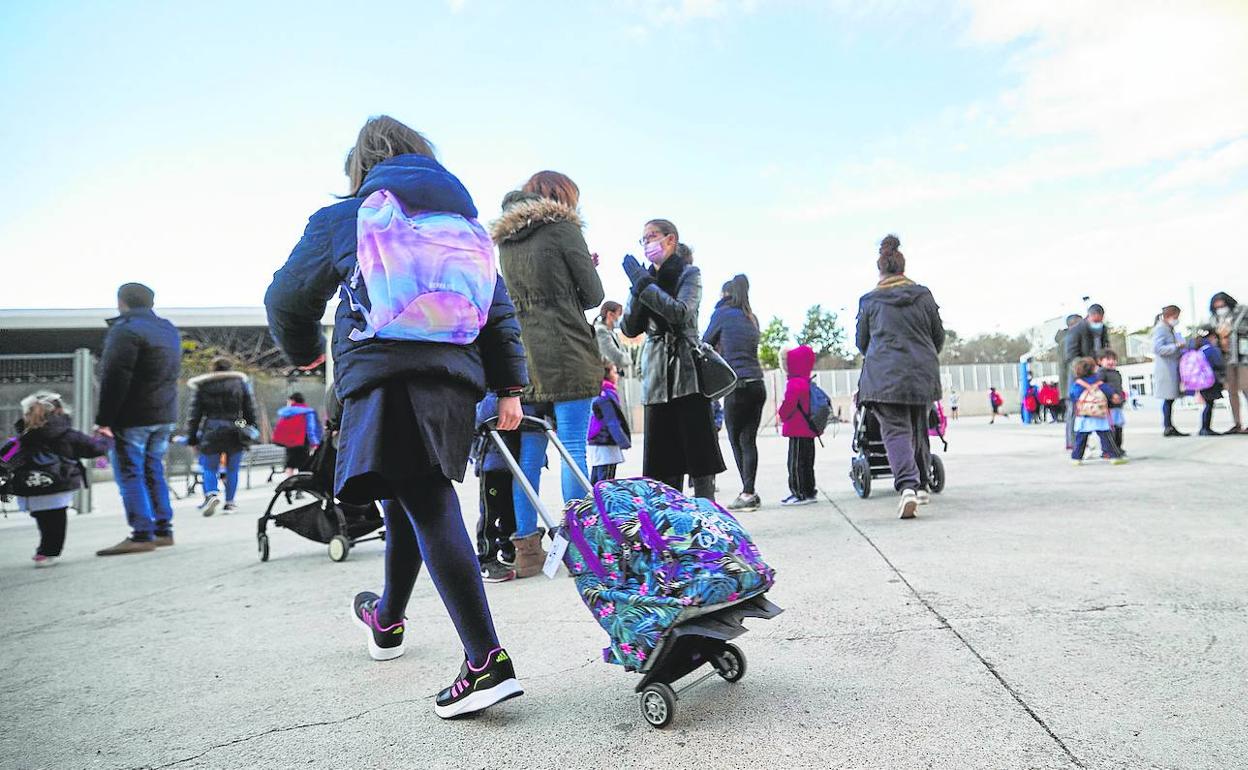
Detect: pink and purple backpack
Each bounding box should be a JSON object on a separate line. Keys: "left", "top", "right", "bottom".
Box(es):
{"left": 1179, "top": 349, "right": 1215, "bottom": 392}
{"left": 345, "top": 189, "right": 497, "bottom": 345}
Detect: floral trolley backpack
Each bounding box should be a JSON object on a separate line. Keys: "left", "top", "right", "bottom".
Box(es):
{"left": 345, "top": 189, "right": 497, "bottom": 344}
{"left": 561, "top": 478, "right": 776, "bottom": 671}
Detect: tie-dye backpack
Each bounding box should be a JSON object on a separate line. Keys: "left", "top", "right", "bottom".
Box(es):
{"left": 345, "top": 189, "right": 497, "bottom": 344}
{"left": 562, "top": 478, "right": 776, "bottom": 671}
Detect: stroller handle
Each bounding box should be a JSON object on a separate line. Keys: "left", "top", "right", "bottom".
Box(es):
{"left": 478, "top": 415, "right": 593, "bottom": 534}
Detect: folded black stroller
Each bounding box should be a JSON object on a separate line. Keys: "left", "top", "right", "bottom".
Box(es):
{"left": 256, "top": 429, "right": 383, "bottom": 562}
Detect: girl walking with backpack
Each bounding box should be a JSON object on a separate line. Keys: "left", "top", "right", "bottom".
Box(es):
{"left": 620, "top": 219, "right": 726, "bottom": 500}
{"left": 3, "top": 392, "right": 109, "bottom": 566}
{"left": 265, "top": 115, "right": 528, "bottom": 719}
{"left": 703, "top": 274, "right": 766, "bottom": 512}
{"left": 272, "top": 392, "right": 322, "bottom": 478}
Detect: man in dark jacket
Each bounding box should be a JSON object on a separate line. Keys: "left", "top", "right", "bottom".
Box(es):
{"left": 1062, "top": 305, "right": 1108, "bottom": 448}
{"left": 855, "top": 235, "right": 944, "bottom": 520}
{"left": 94, "top": 283, "right": 182, "bottom": 556}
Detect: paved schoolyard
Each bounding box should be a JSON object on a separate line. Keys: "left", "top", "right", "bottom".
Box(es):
{"left": 1, "top": 407, "right": 1245, "bottom": 769}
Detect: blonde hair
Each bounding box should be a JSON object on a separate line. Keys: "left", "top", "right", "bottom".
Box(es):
{"left": 21, "top": 391, "right": 67, "bottom": 431}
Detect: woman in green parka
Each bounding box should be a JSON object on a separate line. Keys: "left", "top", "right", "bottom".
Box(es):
{"left": 491, "top": 171, "right": 605, "bottom": 577}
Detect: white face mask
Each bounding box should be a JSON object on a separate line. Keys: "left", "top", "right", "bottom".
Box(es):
{"left": 1215, "top": 306, "right": 1230, "bottom": 318}
{"left": 1166, "top": 317, "right": 1179, "bottom": 327}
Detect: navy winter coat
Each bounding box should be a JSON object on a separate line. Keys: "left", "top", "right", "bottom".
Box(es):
{"left": 264, "top": 154, "right": 528, "bottom": 401}
{"left": 96, "top": 309, "right": 182, "bottom": 428}
{"left": 703, "top": 300, "right": 764, "bottom": 379}
{"left": 855, "top": 279, "right": 945, "bottom": 405}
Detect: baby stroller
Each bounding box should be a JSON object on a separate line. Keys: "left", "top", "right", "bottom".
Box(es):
{"left": 849, "top": 399, "right": 947, "bottom": 499}
{"left": 256, "top": 428, "right": 384, "bottom": 563}
{"left": 480, "top": 415, "right": 782, "bottom": 729}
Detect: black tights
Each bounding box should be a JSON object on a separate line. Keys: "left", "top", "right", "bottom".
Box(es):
{"left": 377, "top": 474, "right": 498, "bottom": 664}
{"left": 657, "top": 474, "right": 716, "bottom": 500}
{"left": 724, "top": 380, "right": 766, "bottom": 494}
{"left": 32, "top": 507, "right": 68, "bottom": 557}
{"left": 1162, "top": 399, "right": 1175, "bottom": 430}
{"left": 1202, "top": 402, "right": 1215, "bottom": 432}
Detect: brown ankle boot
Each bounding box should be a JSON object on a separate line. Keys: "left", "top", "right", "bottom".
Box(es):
{"left": 510, "top": 530, "right": 547, "bottom": 578}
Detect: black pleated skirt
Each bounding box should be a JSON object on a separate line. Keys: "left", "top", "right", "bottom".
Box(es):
{"left": 642, "top": 394, "right": 726, "bottom": 479}
{"left": 335, "top": 377, "right": 476, "bottom": 504}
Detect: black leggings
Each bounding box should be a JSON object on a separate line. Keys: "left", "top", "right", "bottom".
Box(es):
{"left": 377, "top": 473, "right": 499, "bottom": 664}
{"left": 590, "top": 464, "right": 618, "bottom": 484}
{"left": 787, "top": 437, "right": 816, "bottom": 499}
{"left": 1162, "top": 398, "right": 1175, "bottom": 430}
{"left": 724, "top": 380, "right": 766, "bottom": 494}
{"left": 32, "top": 507, "right": 68, "bottom": 557}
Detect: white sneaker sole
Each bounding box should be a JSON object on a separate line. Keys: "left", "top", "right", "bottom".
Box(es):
{"left": 899, "top": 497, "right": 919, "bottom": 519}
{"left": 351, "top": 607, "right": 405, "bottom": 661}
{"left": 434, "top": 678, "right": 524, "bottom": 719}
{"left": 201, "top": 498, "right": 220, "bottom": 517}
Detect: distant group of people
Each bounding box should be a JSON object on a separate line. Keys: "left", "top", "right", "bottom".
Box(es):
{"left": 1152, "top": 294, "right": 1247, "bottom": 437}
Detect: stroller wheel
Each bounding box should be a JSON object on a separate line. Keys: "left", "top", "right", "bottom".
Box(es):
{"left": 715, "top": 643, "right": 747, "bottom": 683}
{"left": 258, "top": 533, "right": 270, "bottom": 562}
{"left": 929, "top": 455, "right": 946, "bottom": 494}
{"left": 851, "top": 456, "right": 872, "bottom": 499}
{"left": 328, "top": 535, "right": 350, "bottom": 562}
{"left": 639, "top": 683, "right": 676, "bottom": 729}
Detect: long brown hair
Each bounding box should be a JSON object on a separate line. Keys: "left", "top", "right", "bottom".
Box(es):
{"left": 721, "top": 274, "right": 757, "bottom": 327}
{"left": 522, "top": 171, "right": 580, "bottom": 208}
{"left": 345, "top": 115, "right": 436, "bottom": 197}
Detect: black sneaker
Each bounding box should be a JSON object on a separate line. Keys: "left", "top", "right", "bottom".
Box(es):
{"left": 435, "top": 647, "right": 523, "bottom": 719}
{"left": 480, "top": 560, "right": 516, "bottom": 583}
{"left": 199, "top": 493, "right": 220, "bottom": 517}
{"left": 351, "top": 592, "right": 405, "bottom": 661}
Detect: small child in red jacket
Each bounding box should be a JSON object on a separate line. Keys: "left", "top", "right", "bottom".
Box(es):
{"left": 778, "top": 345, "right": 818, "bottom": 506}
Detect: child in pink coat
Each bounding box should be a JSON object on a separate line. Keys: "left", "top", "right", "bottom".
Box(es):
{"left": 777, "top": 345, "right": 818, "bottom": 505}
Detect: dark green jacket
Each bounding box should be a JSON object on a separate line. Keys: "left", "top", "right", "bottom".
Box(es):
{"left": 492, "top": 193, "right": 605, "bottom": 404}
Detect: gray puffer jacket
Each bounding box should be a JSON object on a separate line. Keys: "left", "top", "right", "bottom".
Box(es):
{"left": 621, "top": 256, "right": 702, "bottom": 406}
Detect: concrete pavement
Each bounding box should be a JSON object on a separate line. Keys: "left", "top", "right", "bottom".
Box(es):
{"left": 1, "top": 407, "right": 1245, "bottom": 769}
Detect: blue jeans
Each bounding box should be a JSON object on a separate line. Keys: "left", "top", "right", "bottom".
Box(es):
{"left": 512, "top": 398, "right": 592, "bottom": 538}
{"left": 200, "top": 450, "right": 244, "bottom": 501}
{"left": 111, "top": 423, "right": 176, "bottom": 540}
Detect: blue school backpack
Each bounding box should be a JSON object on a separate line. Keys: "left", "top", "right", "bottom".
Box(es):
{"left": 561, "top": 478, "right": 776, "bottom": 671}
{"left": 800, "top": 379, "right": 832, "bottom": 436}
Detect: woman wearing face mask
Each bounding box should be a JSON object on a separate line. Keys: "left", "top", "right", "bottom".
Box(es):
{"left": 620, "top": 219, "right": 726, "bottom": 499}
{"left": 1151, "top": 305, "right": 1186, "bottom": 436}
{"left": 1209, "top": 292, "right": 1247, "bottom": 433}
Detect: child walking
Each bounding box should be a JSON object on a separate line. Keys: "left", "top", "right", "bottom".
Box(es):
{"left": 1095, "top": 349, "right": 1127, "bottom": 454}
{"left": 587, "top": 363, "right": 631, "bottom": 484}
{"left": 778, "top": 345, "right": 818, "bottom": 506}
{"left": 472, "top": 392, "right": 520, "bottom": 583}
{"left": 265, "top": 116, "right": 529, "bottom": 719}
{"left": 2, "top": 393, "right": 109, "bottom": 566}
{"left": 1069, "top": 358, "right": 1126, "bottom": 465}
{"left": 272, "top": 392, "right": 323, "bottom": 477}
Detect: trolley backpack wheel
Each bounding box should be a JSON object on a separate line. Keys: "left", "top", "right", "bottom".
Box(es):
{"left": 258, "top": 533, "right": 270, "bottom": 562}
{"left": 328, "top": 534, "right": 351, "bottom": 562}
{"left": 640, "top": 682, "right": 677, "bottom": 729}
{"left": 851, "top": 455, "right": 872, "bottom": 498}
{"left": 929, "top": 455, "right": 946, "bottom": 494}
{"left": 715, "top": 643, "right": 747, "bottom": 683}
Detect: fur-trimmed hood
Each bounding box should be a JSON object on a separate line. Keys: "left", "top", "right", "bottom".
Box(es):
{"left": 187, "top": 370, "right": 250, "bottom": 390}
{"left": 490, "top": 192, "right": 583, "bottom": 245}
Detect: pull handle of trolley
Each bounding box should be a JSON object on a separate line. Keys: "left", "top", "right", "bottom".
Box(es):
{"left": 477, "top": 415, "right": 595, "bottom": 538}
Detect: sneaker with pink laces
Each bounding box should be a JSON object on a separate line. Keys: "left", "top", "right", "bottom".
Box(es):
{"left": 434, "top": 647, "right": 523, "bottom": 719}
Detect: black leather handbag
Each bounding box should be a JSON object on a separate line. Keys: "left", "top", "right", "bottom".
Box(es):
{"left": 685, "top": 335, "right": 738, "bottom": 400}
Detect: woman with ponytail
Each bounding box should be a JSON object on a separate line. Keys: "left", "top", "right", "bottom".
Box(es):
{"left": 620, "top": 219, "right": 725, "bottom": 499}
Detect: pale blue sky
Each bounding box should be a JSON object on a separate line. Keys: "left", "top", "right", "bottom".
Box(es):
{"left": 2, "top": 1, "right": 1245, "bottom": 339}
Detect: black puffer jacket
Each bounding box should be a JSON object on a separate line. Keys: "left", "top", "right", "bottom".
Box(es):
{"left": 96, "top": 308, "right": 182, "bottom": 428}
{"left": 855, "top": 277, "right": 945, "bottom": 405}
{"left": 186, "top": 371, "right": 258, "bottom": 453}
{"left": 621, "top": 256, "right": 703, "bottom": 406}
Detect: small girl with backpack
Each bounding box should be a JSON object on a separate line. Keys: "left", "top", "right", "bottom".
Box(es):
{"left": 272, "top": 392, "right": 323, "bottom": 477}
{"left": 265, "top": 116, "right": 528, "bottom": 719}
{"left": 587, "top": 362, "right": 631, "bottom": 484}
{"left": 1, "top": 392, "right": 109, "bottom": 566}
{"left": 778, "top": 345, "right": 819, "bottom": 506}
{"left": 1187, "top": 330, "right": 1225, "bottom": 436}
{"left": 1069, "top": 358, "right": 1126, "bottom": 465}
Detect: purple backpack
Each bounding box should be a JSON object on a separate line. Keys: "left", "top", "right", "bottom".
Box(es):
{"left": 345, "top": 190, "right": 497, "bottom": 345}
{"left": 1179, "top": 349, "right": 1214, "bottom": 392}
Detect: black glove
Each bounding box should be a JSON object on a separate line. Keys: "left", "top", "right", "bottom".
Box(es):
{"left": 622, "top": 254, "right": 648, "bottom": 287}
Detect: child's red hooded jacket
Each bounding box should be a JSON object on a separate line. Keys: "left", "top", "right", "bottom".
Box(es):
{"left": 778, "top": 345, "right": 817, "bottom": 438}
